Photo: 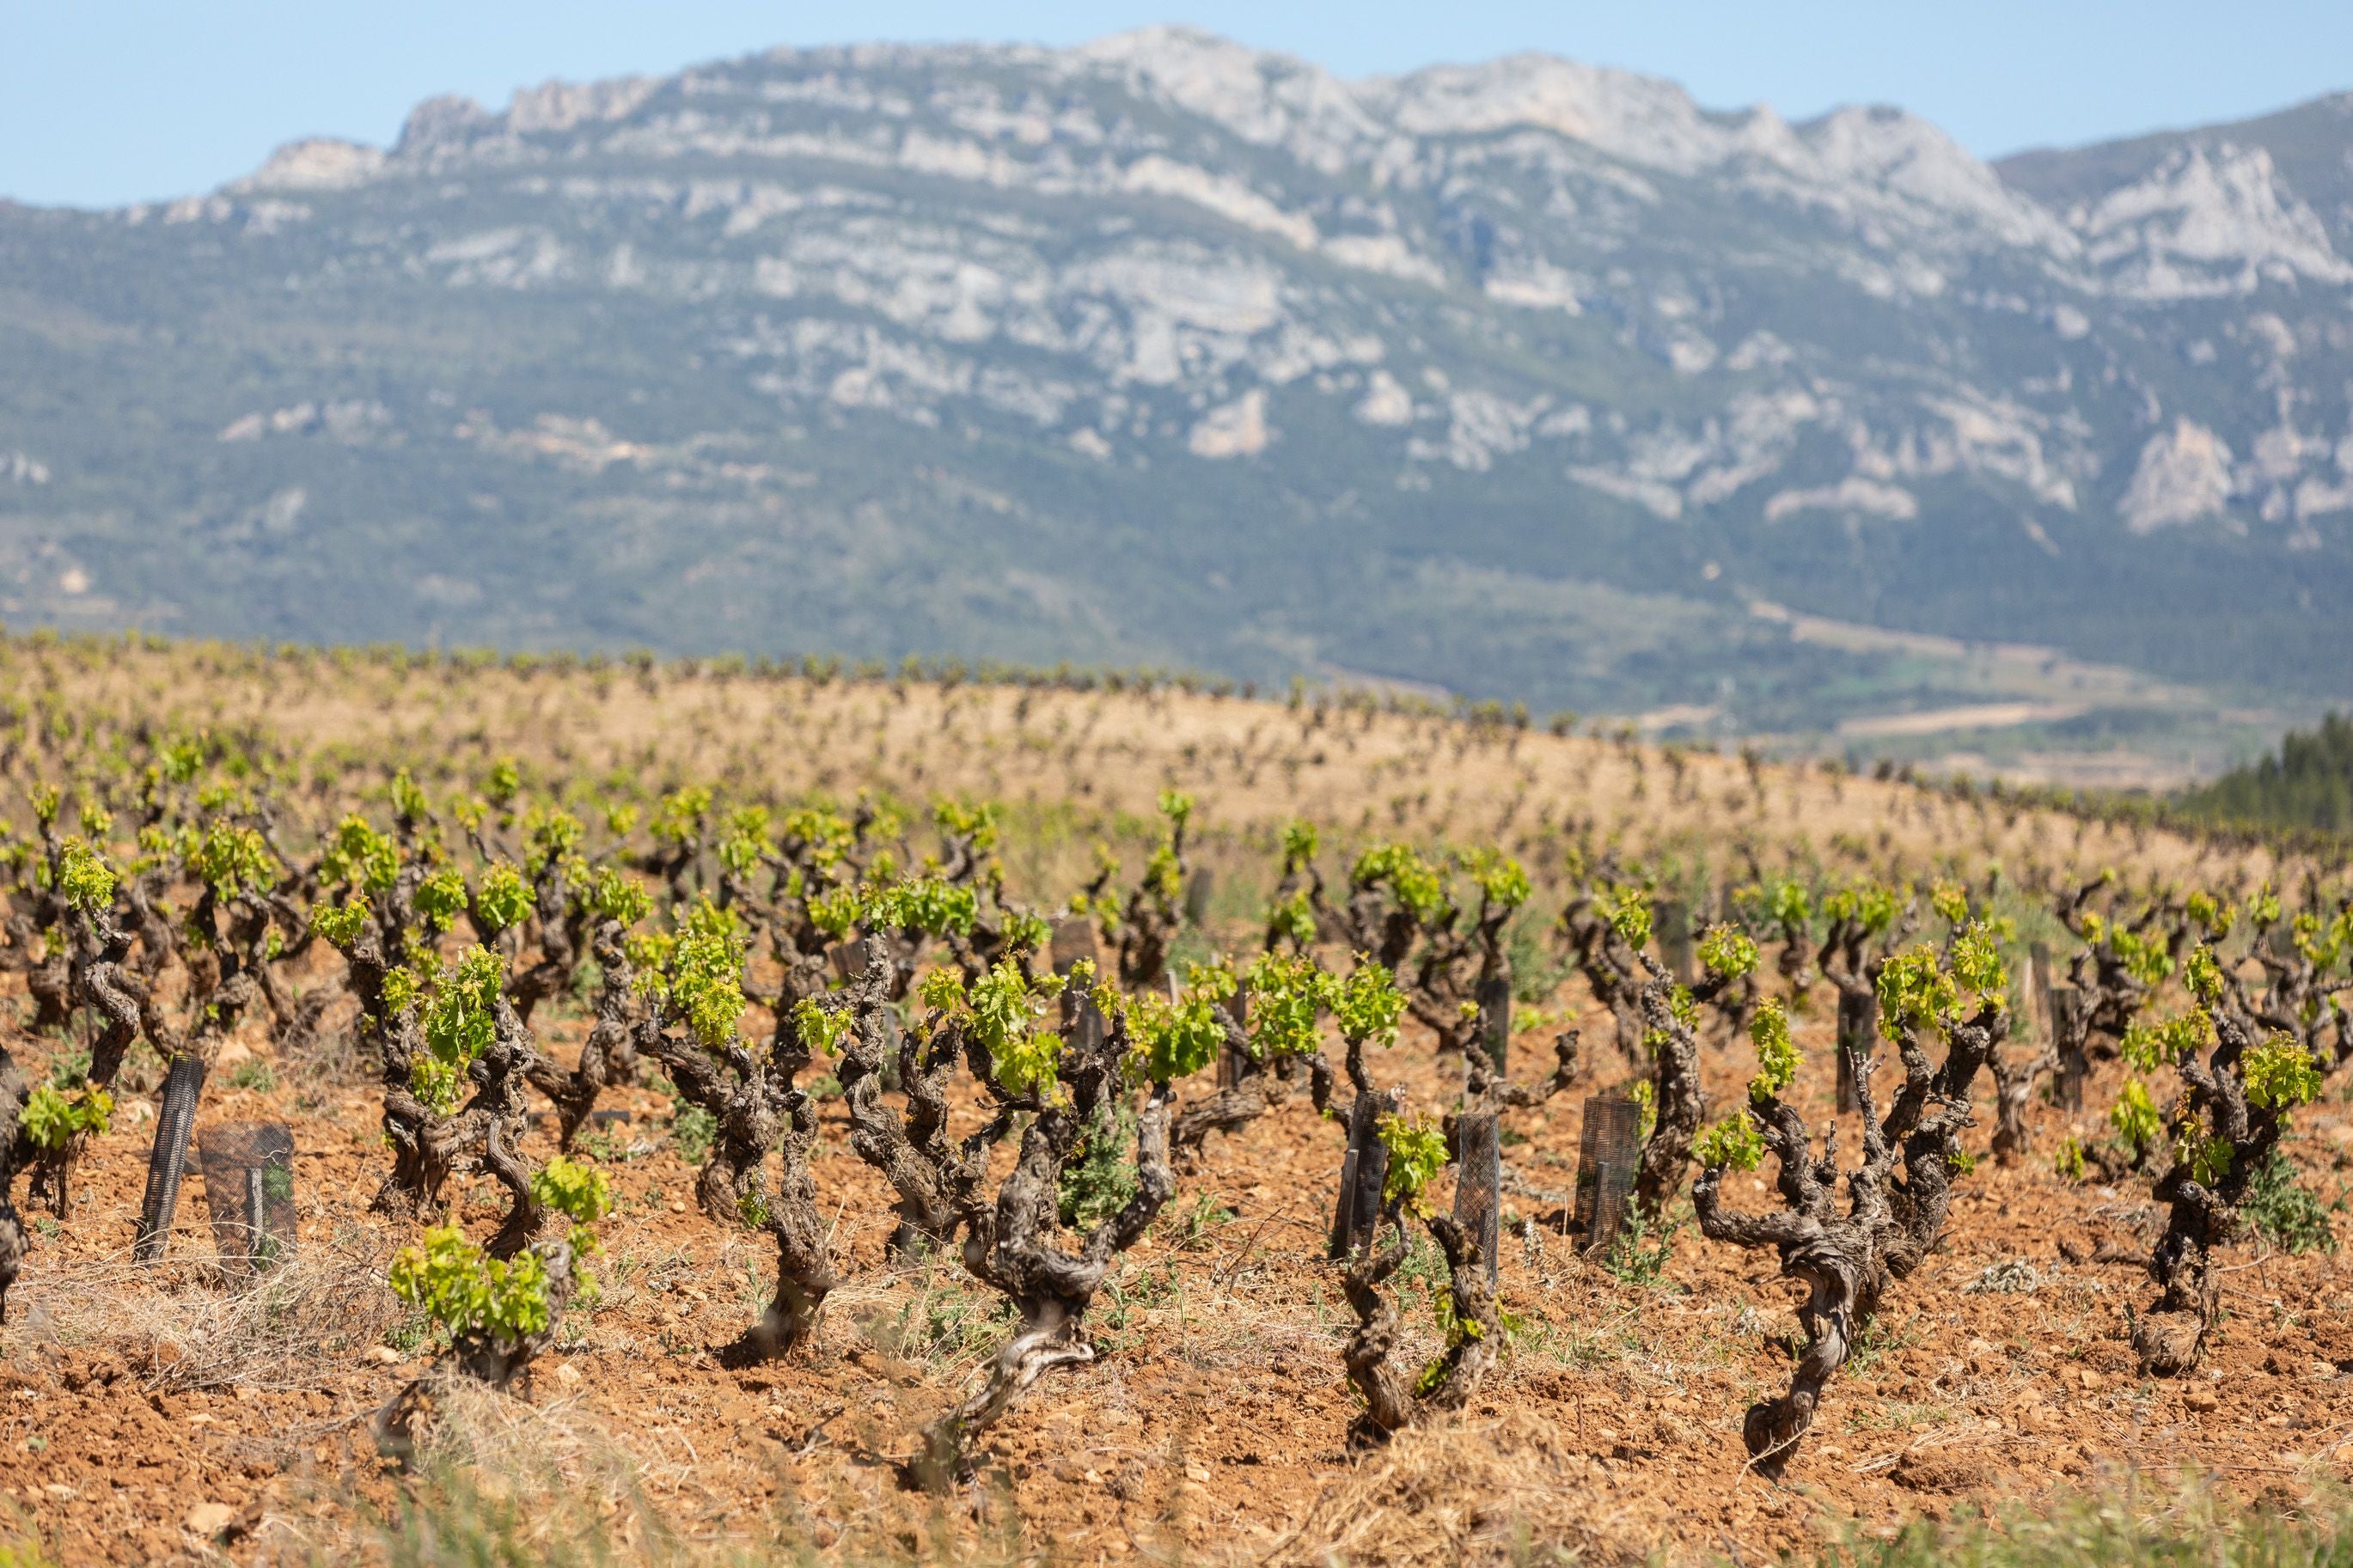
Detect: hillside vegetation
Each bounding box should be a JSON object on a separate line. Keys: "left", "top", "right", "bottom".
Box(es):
{"left": 2183, "top": 712, "right": 2353, "bottom": 835}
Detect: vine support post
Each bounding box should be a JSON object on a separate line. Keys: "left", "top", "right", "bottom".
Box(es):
{"left": 196, "top": 1121, "right": 296, "bottom": 1278}
{"left": 1216, "top": 978, "right": 1249, "bottom": 1090}
{"left": 1048, "top": 915, "right": 1097, "bottom": 976}
{"left": 1452, "top": 1111, "right": 1500, "bottom": 1287}
{"left": 1574, "top": 1094, "right": 1640, "bottom": 1254}
{"left": 1655, "top": 899, "right": 1693, "bottom": 985}
{"left": 1475, "top": 973, "right": 1511, "bottom": 1076}
{"left": 133, "top": 1054, "right": 207, "bottom": 1262}
{"left": 1329, "top": 1088, "right": 1400, "bottom": 1260}
{"left": 2027, "top": 941, "right": 2053, "bottom": 1036}
{"left": 1182, "top": 868, "right": 1215, "bottom": 926}
{"left": 2049, "top": 984, "right": 2085, "bottom": 1112}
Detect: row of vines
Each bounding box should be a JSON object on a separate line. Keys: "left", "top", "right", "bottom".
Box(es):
{"left": 0, "top": 705, "right": 2346, "bottom": 1484}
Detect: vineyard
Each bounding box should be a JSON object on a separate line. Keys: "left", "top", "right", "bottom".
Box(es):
{"left": 0, "top": 634, "right": 2350, "bottom": 1566}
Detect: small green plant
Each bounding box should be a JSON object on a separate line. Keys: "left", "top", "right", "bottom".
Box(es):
{"left": 413, "top": 946, "right": 505, "bottom": 1113}
{"left": 388, "top": 1158, "right": 607, "bottom": 1379}
{"left": 1698, "top": 923, "right": 1759, "bottom": 980}
{"left": 56, "top": 838, "right": 117, "bottom": 914}
{"left": 1056, "top": 1096, "right": 1140, "bottom": 1229}
{"left": 530, "top": 1155, "right": 614, "bottom": 1253}
{"left": 867, "top": 1277, "right": 1014, "bottom": 1367}
{"left": 1266, "top": 886, "right": 1318, "bottom": 950}
{"left": 1504, "top": 916, "right": 1568, "bottom": 1004}
{"left": 1127, "top": 961, "right": 1233, "bottom": 1082}
{"left": 1604, "top": 1205, "right": 1678, "bottom": 1287}
{"left": 474, "top": 862, "right": 535, "bottom": 934}
{"left": 1172, "top": 1192, "right": 1235, "bottom": 1250}
{"left": 309, "top": 890, "right": 372, "bottom": 948}
{"left": 1330, "top": 959, "right": 1406, "bottom": 1046}
{"left": 319, "top": 816, "right": 398, "bottom": 895}
{"left": 228, "top": 1059, "right": 278, "bottom": 1093}
{"left": 185, "top": 820, "right": 277, "bottom": 901}
{"left": 1241, "top": 950, "right": 1328, "bottom": 1061}
{"left": 2245, "top": 1034, "right": 2325, "bottom": 1110}
{"left": 632, "top": 898, "right": 747, "bottom": 1051}
{"left": 1604, "top": 882, "right": 1653, "bottom": 950}
{"left": 413, "top": 868, "right": 468, "bottom": 935}
{"left": 923, "top": 959, "right": 1066, "bottom": 1099}
{"left": 574, "top": 1126, "right": 629, "bottom": 1163}
{"left": 2053, "top": 1134, "right": 2087, "bottom": 1181}
{"left": 791, "top": 997, "right": 853, "bottom": 1058}
{"left": 2122, "top": 1010, "right": 2213, "bottom": 1072}
{"left": 2243, "top": 1148, "right": 2338, "bottom": 1254}
{"left": 389, "top": 1227, "right": 556, "bottom": 1348}
{"left": 21, "top": 1083, "right": 111, "bottom": 1150}
{"left": 1745, "top": 996, "right": 1800, "bottom": 1101}
{"left": 2111, "top": 1077, "right": 2162, "bottom": 1164}
{"left": 1876, "top": 945, "right": 1959, "bottom": 1040}
{"left": 1096, "top": 1259, "right": 1183, "bottom": 1351}
{"left": 1844, "top": 1309, "right": 1922, "bottom": 1375}
{"left": 1695, "top": 1112, "right": 1765, "bottom": 1172}
{"left": 670, "top": 1100, "right": 717, "bottom": 1166}
{"left": 1352, "top": 843, "right": 1446, "bottom": 926}
{"left": 1377, "top": 1113, "right": 1448, "bottom": 1213}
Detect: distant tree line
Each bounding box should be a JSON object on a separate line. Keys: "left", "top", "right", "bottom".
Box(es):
{"left": 2182, "top": 714, "right": 2353, "bottom": 833}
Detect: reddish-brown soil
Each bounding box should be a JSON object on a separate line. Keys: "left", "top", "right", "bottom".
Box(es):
{"left": 5, "top": 974, "right": 2350, "bottom": 1566}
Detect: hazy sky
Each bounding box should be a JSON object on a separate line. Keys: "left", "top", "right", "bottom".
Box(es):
{"left": 6, "top": 1, "right": 2350, "bottom": 209}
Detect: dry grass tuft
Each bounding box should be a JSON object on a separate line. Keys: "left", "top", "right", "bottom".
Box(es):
{"left": 1254, "top": 1410, "right": 1647, "bottom": 1567}
{"left": 400, "top": 1366, "right": 671, "bottom": 1500}
{"left": 15, "top": 1223, "right": 403, "bottom": 1394}
{"left": 370, "top": 1457, "right": 1042, "bottom": 1568}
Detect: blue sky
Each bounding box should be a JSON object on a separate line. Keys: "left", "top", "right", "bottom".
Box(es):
{"left": 5, "top": 1, "right": 2349, "bottom": 208}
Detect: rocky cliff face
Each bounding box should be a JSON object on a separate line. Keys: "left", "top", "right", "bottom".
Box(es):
{"left": 1, "top": 30, "right": 2347, "bottom": 775}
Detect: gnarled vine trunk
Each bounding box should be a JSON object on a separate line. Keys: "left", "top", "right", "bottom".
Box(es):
{"left": 1694, "top": 1000, "right": 1995, "bottom": 1477}
{"left": 1339, "top": 1212, "right": 1499, "bottom": 1448}
{"left": 915, "top": 1051, "right": 1174, "bottom": 1488}
{"left": 2134, "top": 1009, "right": 2281, "bottom": 1375}
{"left": 525, "top": 924, "right": 638, "bottom": 1150}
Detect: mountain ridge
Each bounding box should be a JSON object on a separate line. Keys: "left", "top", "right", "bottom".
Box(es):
{"left": 2, "top": 28, "right": 2349, "bottom": 785}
